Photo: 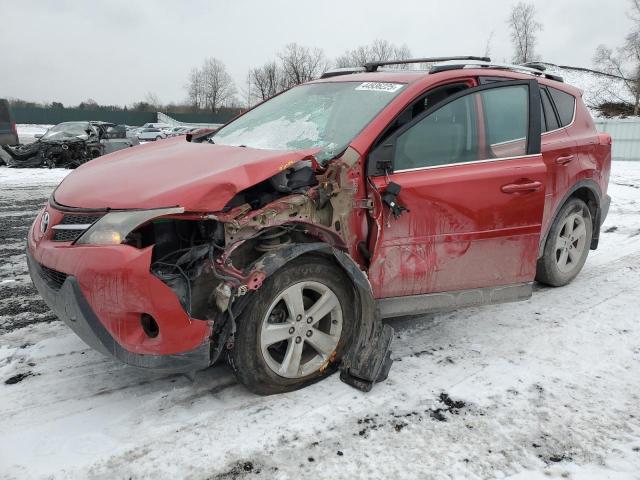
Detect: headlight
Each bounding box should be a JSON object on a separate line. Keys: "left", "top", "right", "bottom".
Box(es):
{"left": 75, "top": 207, "right": 184, "bottom": 245}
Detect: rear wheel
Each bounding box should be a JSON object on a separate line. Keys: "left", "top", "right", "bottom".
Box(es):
{"left": 155, "top": 136, "right": 162, "bottom": 141}
{"left": 536, "top": 198, "right": 593, "bottom": 287}
{"left": 229, "top": 256, "right": 355, "bottom": 395}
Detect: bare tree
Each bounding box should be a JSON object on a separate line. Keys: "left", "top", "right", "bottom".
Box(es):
{"left": 279, "top": 43, "right": 328, "bottom": 88}
{"left": 185, "top": 58, "right": 237, "bottom": 112}
{"left": 186, "top": 67, "right": 206, "bottom": 109}
{"left": 507, "top": 2, "right": 542, "bottom": 64}
{"left": 144, "top": 92, "right": 161, "bottom": 109}
{"left": 248, "top": 60, "right": 284, "bottom": 102}
{"left": 201, "top": 58, "right": 237, "bottom": 112}
{"left": 335, "top": 39, "right": 411, "bottom": 68}
{"left": 594, "top": 0, "right": 640, "bottom": 114}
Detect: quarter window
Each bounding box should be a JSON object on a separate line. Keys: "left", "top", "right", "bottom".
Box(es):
{"left": 541, "top": 89, "right": 560, "bottom": 131}
{"left": 548, "top": 87, "right": 575, "bottom": 127}
{"left": 394, "top": 85, "right": 529, "bottom": 171}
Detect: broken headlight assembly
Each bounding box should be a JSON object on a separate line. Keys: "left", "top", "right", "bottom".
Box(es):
{"left": 74, "top": 207, "right": 185, "bottom": 245}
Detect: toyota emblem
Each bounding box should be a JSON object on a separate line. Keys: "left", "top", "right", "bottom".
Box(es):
{"left": 40, "top": 211, "right": 50, "bottom": 234}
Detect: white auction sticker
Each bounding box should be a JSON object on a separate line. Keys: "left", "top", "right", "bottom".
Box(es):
{"left": 355, "top": 82, "right": 404, "bottom": 93}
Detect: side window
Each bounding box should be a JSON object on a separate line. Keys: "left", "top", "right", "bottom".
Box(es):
{"left": 394, "top": 84, "right": 530, "bottom": 171}
{"left": 541, "top": 89, "right": 559, "bottom": 131}
{"left": 548, "top": 87, "right": 575, "bottom": 126}
{"left": 482, "top": 85, "right": 529, "bottom": 156}
{"left": 395, "top": 94, "right": 478, "bottom": 170}
{"left": 539, "top": 96, "right": 547, "bottom": 132}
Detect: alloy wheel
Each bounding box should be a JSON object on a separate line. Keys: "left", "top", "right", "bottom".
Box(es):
{"left": 259, "top": 281, "right": 343, "bottom": 379}
{"left": 554, "top": 212, "right": 587, "bottom": 274}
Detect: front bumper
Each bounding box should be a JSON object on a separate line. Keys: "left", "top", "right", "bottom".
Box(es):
{"left": 27, "top": 237, "right": 213, "bottom": 373}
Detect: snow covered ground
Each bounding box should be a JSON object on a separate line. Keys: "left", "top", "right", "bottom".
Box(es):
{"left": 1, "top": 163, "right": 640, "bottom": 479}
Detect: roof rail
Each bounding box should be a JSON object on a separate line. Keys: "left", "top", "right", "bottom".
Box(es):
{"left": 429, "top": 61, "right": 564, "bottom": 82}
{"left": 320, "top": 66, "right": 366, "bottom": 79}
{"left": 363, "top": 56, "right": 491, "bottom": 72}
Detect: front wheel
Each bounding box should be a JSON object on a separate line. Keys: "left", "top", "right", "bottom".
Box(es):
{"left": 229, "top": 256, "right": 355, "bottom": 395}
{"left": 536, "top": 198, "right": 593, "bottom": 287}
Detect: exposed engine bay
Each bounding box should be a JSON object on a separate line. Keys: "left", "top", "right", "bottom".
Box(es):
{"left": 1, "top": 137, "right": 100, "bottom": 168}
{"left": 136, "top": 150, "right": 393, "bottom": 391}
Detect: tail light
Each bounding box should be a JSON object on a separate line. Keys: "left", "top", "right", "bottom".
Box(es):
{"left": 10, "top": 122, "right": 17, "bottom": 135}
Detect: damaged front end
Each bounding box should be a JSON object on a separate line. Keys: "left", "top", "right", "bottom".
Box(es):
{"left": 139, "top": 148, "right": 393, "bottom": 391}
{"left": 1, "top": 137, "right": 100, "bottom": 168}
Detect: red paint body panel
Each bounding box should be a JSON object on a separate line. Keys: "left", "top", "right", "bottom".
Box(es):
{"left": 368, "top": 156, "right": 546, "bottom": 298}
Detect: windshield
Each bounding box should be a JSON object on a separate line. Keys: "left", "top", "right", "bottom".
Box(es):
{"left": 211, "top": 81, "right": 406, "bottom": 162}
{"left": 42, "top": 122, "right": 91, "bottom": 140}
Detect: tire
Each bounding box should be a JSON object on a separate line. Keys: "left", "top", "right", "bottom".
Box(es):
{"left": 229, "top": 255, "right": 355, "bottom": 395}
{"left": 155, "top": 136, "right": 162, "bottom": 141}
{"left": 536, "top": 198, "right": 593, "bottom": 287}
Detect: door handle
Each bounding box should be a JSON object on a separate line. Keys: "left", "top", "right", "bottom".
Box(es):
{"left": 555, "top": 154, "right": 575, "bottom": 165}
{"left": 501, "top": 181, "right": 542, "bottom": 194}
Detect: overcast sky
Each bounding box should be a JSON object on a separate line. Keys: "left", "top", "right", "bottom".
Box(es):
{"left": 0, "top": 0, "right": 633, "bottom": 106}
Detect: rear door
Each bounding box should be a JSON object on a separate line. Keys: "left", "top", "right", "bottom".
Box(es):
{"left": 367, "top": 80, "right": 547, "bottom": 298}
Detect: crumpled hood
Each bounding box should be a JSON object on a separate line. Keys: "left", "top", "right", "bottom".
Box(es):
{"left": 53, "top": 137, "right": 317, "bottom": 211}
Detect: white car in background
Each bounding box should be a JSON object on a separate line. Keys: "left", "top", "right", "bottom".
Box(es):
{"left": 137, "top": 127, "right": 167, "bottom": 141}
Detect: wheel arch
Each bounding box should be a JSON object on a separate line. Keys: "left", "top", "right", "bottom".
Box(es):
{"left": 538, "top": 179, "right": 602, "bottom": 257}
{"left": 231, "top": 242, "right": 393, "bottom": 391}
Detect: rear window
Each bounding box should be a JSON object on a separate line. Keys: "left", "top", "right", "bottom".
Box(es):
{"left": 548, "top": 87, "right": 575, "bottom": 127}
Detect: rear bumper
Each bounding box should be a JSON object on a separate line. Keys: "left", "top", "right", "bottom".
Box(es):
{"left": 27, "top": 247, "right": 212, "bottom": 374}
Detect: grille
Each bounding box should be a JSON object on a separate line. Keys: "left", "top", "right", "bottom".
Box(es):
{"left": 59, "top": 214, "right": 102, "bottom": 225}
{"left": 39, "top": 264, "right": 68, "bottom": 290}
{"left": 53, "top": 229, "right": 84, "bottom": 242}
{"left": 52, "top": 213, "right": 102, "bottom": 242}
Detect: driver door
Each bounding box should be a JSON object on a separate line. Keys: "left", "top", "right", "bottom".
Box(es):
{"left": 367, "top": 80, "right": 547, "bottom": 299}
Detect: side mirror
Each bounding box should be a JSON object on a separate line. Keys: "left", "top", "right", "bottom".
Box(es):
{"left": 34, "top": 133, "right": 43, "bottom": 139}
{"left": 367, "top": 140, "right": 395, "bottom": 176}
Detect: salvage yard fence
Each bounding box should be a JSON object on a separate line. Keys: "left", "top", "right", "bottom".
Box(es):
{"left": 12, "top": 106, "right": 240, "bottom": 127}
{"left": 595, "top": 118, "right": 640, "bottom": 161}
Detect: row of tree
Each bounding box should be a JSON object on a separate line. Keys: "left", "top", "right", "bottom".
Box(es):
{"left": 185, "top": 4, "right": 549, "bottom": 113}
{"left": 186, "top": 39, "right": 412, "bottom": 112}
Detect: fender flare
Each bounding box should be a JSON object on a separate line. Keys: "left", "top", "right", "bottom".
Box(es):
{"left": 233, "top": 242, "right": 393, "bottom": 392}
{"left": 538, "top": 179, "right": 602, "bottom": 257}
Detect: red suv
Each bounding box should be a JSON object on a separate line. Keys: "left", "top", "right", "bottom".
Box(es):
{"left": 27, "top": 57, "right": 611, "bottom": 394}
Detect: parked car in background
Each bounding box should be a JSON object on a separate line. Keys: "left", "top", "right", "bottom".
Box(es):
{"left": 165, "top": 126, "right": 184, "bottom": 137}
{"left": 1, "top": 121, "right": 138, "bottom": 168}
{"left": 92, "top": 122, "right": 140, "bottom": 153}
{"left": 137, "top": 127, "right": 167, "bottom": 141}
{"left": 26, "top": 57, "right": 611, "bottom": 395}
{"left": 125, "top": 126, "right": 140, "bottom": 139}
{"left": 141, "top": 122, "right": 170, "bottom": 130}
{"left": 0, "top": 99, "right": 19, "bottom": 146}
